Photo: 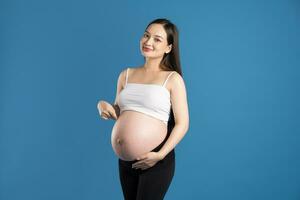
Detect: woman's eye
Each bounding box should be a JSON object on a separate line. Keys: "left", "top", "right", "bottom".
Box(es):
{"left": 143, "top": 34, "right": 160, "bottom": 42}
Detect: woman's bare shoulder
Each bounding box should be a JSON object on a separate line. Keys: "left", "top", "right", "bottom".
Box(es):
{"left": 168, "top": 71, "right": 185, "bottom": 90}
{"left": 118, "top": 66, "right": 141, "bottom": 81}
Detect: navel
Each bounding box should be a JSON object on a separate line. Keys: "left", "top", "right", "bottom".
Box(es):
{"left": 117, "top": 138, "right": 122, "bottom": 145}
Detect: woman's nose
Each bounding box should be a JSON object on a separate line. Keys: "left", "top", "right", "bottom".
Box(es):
{"left": 145, "top": 37, "right": 153, "bottom": 45}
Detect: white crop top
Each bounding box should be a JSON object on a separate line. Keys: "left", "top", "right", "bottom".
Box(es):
{"left": 117, "top": 68, "right": 175, "bottom": 125}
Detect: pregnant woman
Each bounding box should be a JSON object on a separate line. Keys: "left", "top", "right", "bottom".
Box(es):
{"left": 97, "top": 18, "right": 189, "bottom": 200}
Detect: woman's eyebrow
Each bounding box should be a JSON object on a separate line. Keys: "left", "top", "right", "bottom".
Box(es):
{"left": 145, "top": 31, "right": 164, "bottom": 39}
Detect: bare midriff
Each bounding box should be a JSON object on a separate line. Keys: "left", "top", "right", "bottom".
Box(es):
{"left": 111, "top": 110, "right": 168, "bottom": 161}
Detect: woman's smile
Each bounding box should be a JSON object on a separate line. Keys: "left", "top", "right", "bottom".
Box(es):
{"left": 143, "top": 46, "right": 153, "bottom": 52}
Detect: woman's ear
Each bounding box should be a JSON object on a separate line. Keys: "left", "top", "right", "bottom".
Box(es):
{"left": 165, "top": 44, "right": 172, "bottom": 54}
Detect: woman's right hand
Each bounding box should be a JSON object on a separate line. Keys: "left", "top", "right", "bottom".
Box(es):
{"left": 97, "top": 100, "right": 118, "bottom": 120}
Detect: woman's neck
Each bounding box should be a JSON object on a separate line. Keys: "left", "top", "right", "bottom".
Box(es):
{"left": 143, "top": 57, "right": 163, "bottom": 72}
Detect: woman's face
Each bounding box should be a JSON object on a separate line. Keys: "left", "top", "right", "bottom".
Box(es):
{"left": 140, "top": 23, "right": 172, "bottom": 59}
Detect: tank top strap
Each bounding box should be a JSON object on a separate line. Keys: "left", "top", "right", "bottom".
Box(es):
{"left": 125, "top": 68, "right": 129, "bottom": 86}
{"left": 162, "top": 71, "right": 176, "bottom": 87}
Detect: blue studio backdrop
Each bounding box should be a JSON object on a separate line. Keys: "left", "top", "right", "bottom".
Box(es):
{"left": 1, "top": 0, "right": 299, "bottom": 200}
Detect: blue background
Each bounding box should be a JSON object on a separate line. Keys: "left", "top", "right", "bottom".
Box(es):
{"left": 1, "top": 0, "right": 299, "bottom": 199}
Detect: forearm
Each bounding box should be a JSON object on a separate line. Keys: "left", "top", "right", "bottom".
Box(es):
{"left": 158, "top": 124, "right": 188, "bottom": 159}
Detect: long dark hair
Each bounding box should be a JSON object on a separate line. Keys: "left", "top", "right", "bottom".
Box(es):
{"left": 144, "top": 18, "right": 182, "bottom": 132}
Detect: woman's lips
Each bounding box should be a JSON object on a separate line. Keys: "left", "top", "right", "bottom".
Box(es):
{"left": 143, "top": 47, "right": 152, "bottom": 52}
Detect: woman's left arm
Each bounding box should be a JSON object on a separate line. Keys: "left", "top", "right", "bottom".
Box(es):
{"left": 158, "top": 72, "right": 190, "bottom": 159}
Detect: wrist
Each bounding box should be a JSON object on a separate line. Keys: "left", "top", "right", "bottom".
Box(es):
{"left": 157, "top": 151, "right": 166, "bottom": 160}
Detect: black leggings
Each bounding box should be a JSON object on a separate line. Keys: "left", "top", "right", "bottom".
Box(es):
{"left": 118, "top": 128, "right": 175, "bottom": 200}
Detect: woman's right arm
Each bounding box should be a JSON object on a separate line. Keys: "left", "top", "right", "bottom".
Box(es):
{"left": 97, "top": 69, "right": 126, "bottom": 120}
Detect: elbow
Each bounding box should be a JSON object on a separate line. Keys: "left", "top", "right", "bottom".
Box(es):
{"left": 183, "top": 117, "right": 190, "bottom": 133}
{"left": 184, "top": 122, "right": 189, "bottom": 133}
{"left": 175, "top": 121, "right": 189, "bottom": 133}
{"left": 174, "top": 113, "right": 189, "bottom": 133}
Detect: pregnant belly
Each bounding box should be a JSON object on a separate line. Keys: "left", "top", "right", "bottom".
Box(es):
{"left": 111, "top": 110, "right": 168, "bottom": 161}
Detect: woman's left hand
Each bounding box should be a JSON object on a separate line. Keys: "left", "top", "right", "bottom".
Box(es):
{"left": 132, "top": 152, "right": 163, "bottom": 170}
